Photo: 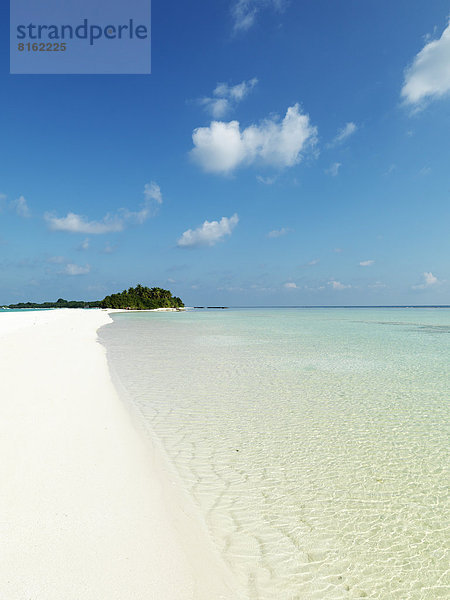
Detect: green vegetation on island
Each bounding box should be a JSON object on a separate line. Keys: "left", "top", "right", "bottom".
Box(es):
{"left": 5, "top": 285, "right": 184, "bottom": 311}
{"left": 99, "top": 285, "right": 184, "bottom": 310}
{"left": 7, "top": 298, "right": 101, "bottom": 309}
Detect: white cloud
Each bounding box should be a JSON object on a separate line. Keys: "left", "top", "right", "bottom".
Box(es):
{"left": 326, "top": 162, "right": 341, "bottom": 176}
{"left": 78, "top": 238, "right": 90, "bottom": 251}
{"left": 327, "top": 122, "right": 357, "bottom": 147}
{"left": 217, "top": 79, "right": 258, "bottom": 101}
{"left": 401, "top": 22, "right": 450, "bottom": 107}
{"left": 64, "top": 263, "right": 91, "bottom": 276}
{"left": 424, "top": 271, "right": 438, "bottom": 285}
{"left": 47, "top": 256, "right": 65, "bottom": 264}
{"left": 45, "top": 212, "right": 123, "bottom": 234}
{"left": 359, "top": 259, "right": 375, "bottom": 267}
{"left": 268, "top": 227, "right": 290, "bottom": 238}
{"left": 46, "top": 182, "right": 162, "bottom": 234}
{"left": 256, "top": 175, "right": 276, "bottom": 185}
{"left": 199, "top": 78, "right": 258, "bottom": 118}
{"left": 308, "top": 258, "right": 320, "bottom": 266}
{"left": 329, "top": 280, "right": 351, "bottom": 290}
{"left": 384, "top": 164, "right": 397, "bottom": 176}
{"left": 102, "top": 243, "right": 115, "bottom": 254}
{"left": 191, "top": 103, "right": 317, "bottom": 174}
{"left": 122, "top": 182, "right": 163, "bottom": 224}
{"left": 143, "top": 182, "right": 163, "bottom": 205}
{"left": 177, "top": 213, "right": 239, "bottom": 248}
{"left": 232, "top": 0, "right": 287, "bottom": 33}
{"left": 11, "top": 195, "right": 31, "bottom": 218}
{"left": 413, "top": 271, "right": 441, "bottom": 289}
{"left": 201, "top": 97, "right": 229, "bottom": 119}
{"left": 284, "top": 282, "right": 297, "bottom": 289}
{"left": 368, "top": 281, "right": 387, "bottom": 289}
{"left": 0, "top": 194, "right": 31, "bottom": 218}
{"left": 304, "top": 284, "right": 326, "bottom": 291}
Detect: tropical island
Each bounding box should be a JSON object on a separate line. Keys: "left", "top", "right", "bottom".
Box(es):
{"left": 99, "top": 285, "right": 184, "bottom": 310}
{"left": 6, "top": 298, "right": 101, "bottom": 309}
{"left": 6, "top": 285, "right": 184, "bottom": 311}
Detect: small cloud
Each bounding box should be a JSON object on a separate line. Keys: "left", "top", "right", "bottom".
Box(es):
{"left": 359, "top": 260, "right": 375, "bottom": 267}
{"left": 177, "top": 213, "right": 239, "bottom": 248}
{"left": 256, "top": 175, "right": 276, "bottom": 185}
{"left": 64, "top": 263, "right": 91, "bottom": 276}
{"left": 199, "top": 78, "right": 258, "bottom": 118}
{"left": 401, "top": 21, "right": 450, "bottom": 108}
{"left": 231, "top": 0, "right": 287, "bottom": 33}
{"left": 368, "top": 281, "right": 387, "bottom": 289}
{"left": 333, "top": 247, "right": 343, "bottom": 253}
{"left": 327, "top": 122, "right": 357, "bottom": 147}
{"left": 102, "top": 243, "right": 116, "bottom": 254}
{"left": 424, "top": 271, "right": 438, "bottom": 285}
{"left": 190, "top": 103, "right": 317, "bottom": 174}
{"left": 412, "top": 271, "right": 441, "bottom": 289}
{"left": 122, "top": 182, "right": 163, "bottom": 224}
{"left": 329, "top": 279, "right": 351, "bottom": 290}
{"left": 383, "top": 164, "right": 397, "bottom": 176}
{"left": 78, "top": 238, "right": 90, "bottom": 251}
{"left": 46, "top": 182, "right": 162, "bottom": 234}
{"left": 284, "top": 282, "right": 297, "bottom": 289}
{"left": 267, "top": 227, "right": 290, "bottom": 238}
{"left": 304, "top": 284, "right": 326, "bottom": 291}
{"left": 419, "top": 166, "right": 431, "bottom": 176}
{"left": 47, "top": 256, "right": 65, "bottom": 264}
{"left": 298, "top": 258, "right": 320, "bottom": 268}
{"left": 326, "top": 162, "right": 341, "bottom": 177}
{"left": 11, "top": 195, "right": 31, "bottom": 218}
{"left": 143, "top": 181, "right": 163, "bottom": 204}
{"left": 215, "top": 78, "right": 258, "bottom": 102}
{"left": 45, "top": 212, "right": 123, "bottom": 234}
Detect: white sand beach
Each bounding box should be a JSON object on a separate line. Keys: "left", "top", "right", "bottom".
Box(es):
{"left": 0, "top": 309, "right": 236, "bottom": 600}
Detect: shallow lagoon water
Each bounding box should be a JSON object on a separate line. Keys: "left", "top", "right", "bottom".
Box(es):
{"left": 100, "top": 308, "right": 449, "bottom": 599}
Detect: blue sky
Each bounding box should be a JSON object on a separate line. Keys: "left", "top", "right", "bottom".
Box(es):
{"left": 1, "top": 0, "right": 449, "bottom": 305}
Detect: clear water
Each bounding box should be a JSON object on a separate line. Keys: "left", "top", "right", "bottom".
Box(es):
{"left": 100, "top": 308, "right": 450, "bottom": 599}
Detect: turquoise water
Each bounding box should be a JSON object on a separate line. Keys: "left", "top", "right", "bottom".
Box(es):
{"left": 100, "top": 309, "right": 449, "bottom": 599}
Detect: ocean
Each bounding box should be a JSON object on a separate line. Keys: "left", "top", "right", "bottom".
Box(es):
{"left": 99, "top": 308, "right": 449, "bottom": 599}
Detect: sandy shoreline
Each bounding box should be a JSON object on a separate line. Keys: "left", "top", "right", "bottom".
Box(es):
{"left": 0, "top": 309, "right": 236, "bottom": 600}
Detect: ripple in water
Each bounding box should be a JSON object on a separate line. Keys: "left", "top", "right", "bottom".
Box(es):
{"left": 100, "top": 308, "right": 450, "bottom": 599}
